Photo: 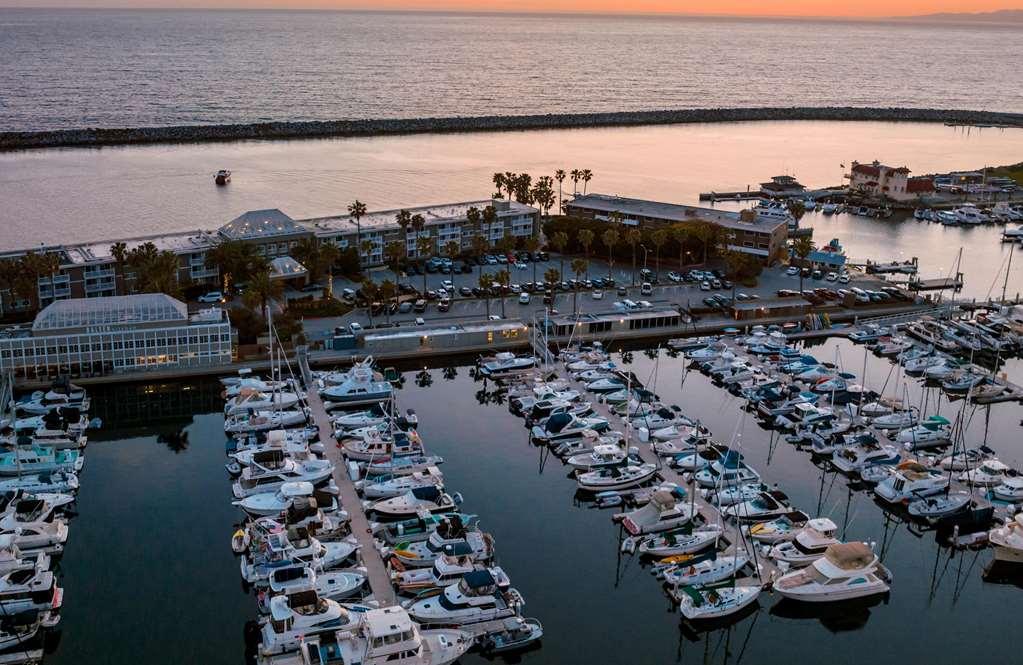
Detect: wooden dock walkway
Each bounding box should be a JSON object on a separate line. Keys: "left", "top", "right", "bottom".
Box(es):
{"left": 299, "top": 351, "right": 397, "bottom": 607}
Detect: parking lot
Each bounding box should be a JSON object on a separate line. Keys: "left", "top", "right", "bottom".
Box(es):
{"left": 305, "top": 256, "right": 903, "bottom": 342}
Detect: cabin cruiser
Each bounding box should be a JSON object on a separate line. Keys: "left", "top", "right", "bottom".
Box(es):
{"left": 722, "top": 489, "right": 793, "bottom": 522}
{"left": 758, "top": 391, "right": 818, "bottom": 419}
{"left": 636, "top": 524, "right": 721, "bottom": 557}
{"left": 366, "top": 455, "right": 445, "bottom": 477}
{"left": 266, "top": 605, "right": 472, "bottom": 665}
{"left": 939, "top": 446, "right": 996, "bottom": 471}
{"left": 0, "top": 446, "right": 83, "bottom": 476}
{"left": 259, "top": 565, "right": 366, "bottom": 612}
{"left": 896, "top": 416, "right": 951, "bottom": 450}
{"left": 651, "top": 432, "right": 711, "bottom": 457}
{"left": 0, "top": 471, "right": 79, "bottom": 495}
{"left": 874, "top": 462, "right": 949, "bottom": 503}
{"left": 923, "top": 358, "right": 965, "bottom": 380}
{"left": 959, "top": 460, "right": 1012, "bottom": 487}
{"left": 259, "top": 590, "right": 357, "bottom": 655}
{"left": 871, "top": 408, "right": 919, "bottom": 430}
{"left": 848, "top": 325, "right": 890, "bottom": 344}
{"left": 320, "top": 358, "right": 393, "bottom": 407}
{"left": 565, "top": 444, "right": 629, "bottom": 471}
{"left": 234, "top": 481, "right": 334, "bottom": 517}
{"left": 395, "top": 554, "right": 506, "bottom": 593}
{"left": 831, "top": 441, "right": 900, "bottom": 475}
{"left": 478, "top": 352, "right": 534, "bottom": 378}
{"left": 685, "top": 342, "right": 728, "bottom": 360}
{"left": 585, "top": 377, "right": 627, "bottom": 393}
{"left": 371, "top": 513, "right": 477, "bottom": 546}
{"left": 774, "top": 542, "right": 891, "bottom": 602}
{"left": 991, "top": 475, "right": 1023, "bottom": 502}
{"left": 225, "top": 408, "right": 309, "bottom": 434}
{"left": 903, "top": 354, "right": 946, "bottom": 375}
{"left": 390, "top": 518, "right": 493, "bottom": 569}
{"left": 0, "top": 564, "right": 61, "bottom": 616}
{"left": 232, "top": 458, "right": 335, "bottom": 499}
{"left": 241, "top": 526, "right": 360, "bottom": 585}
{"left": 223, "top": 376, "right": 294, "bottom": 397}
{"left": 769, "top": 518, "right": 839, "bottom": 566}
{"left": 360, "top": 467, "right": 444, "bottom": 500}
{"left": 630, "top": 406, "right": 690, "bottom": 431}
{"left": 552, "top": 430, "right": 624, "bottom": 458}
{"left": 988, "top": 514, "right": 1023, "bottom": 564}
{"left": 0, "top": 491, "right": 75, "bottom": 528}
{"left": 406, "top": 569, "right": 524, "bottom": 625}
{"left": 368, "top": 486, "right": 459, "bottom": 519}
{"left": 513, "top": 386, "right": 581, "bottom": 414}
{"left": 617, "top": 488, "right": 693, "bottom": 535}
{"left": 577, "top": 463, "right": 657, "bottom": 492}
{"left": 341, "top": 430, "right": 424, "bottom": 462}
{"left": 530, "top": 413, "right": 609, "bottom": 443}
{"left": 694, "top": 453, "right": 760, "bottom": 489}
{"left": 527, "top": 399, "right": 592, "bottom": 424}
{"left": 225, "top": 389, "right": 302, "bottom": 416}
{"left": 745, "top": 510, "right": 811, "bottom": 544}
{"left": 16, "top": 387, "right": 90, "bottom": 416}
{"left": 332, "top": 405, "right": 391, "bottom": 430}
{"left": 662, "top": 554, "right": 749, "bottom": 587}
{"left": 0, "top": 535, "right": 50, "bottom": 575}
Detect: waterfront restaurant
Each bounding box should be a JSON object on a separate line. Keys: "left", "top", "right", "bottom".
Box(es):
{"left": 564, "top": 193, "right": 788, "bottom": 264}
{"left": 0, "top": 294, "right": 233, "bottom": 381}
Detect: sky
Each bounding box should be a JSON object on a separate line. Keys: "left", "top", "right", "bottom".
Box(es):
{"left": 2, "top": 0, "right": 1021, "bottom": 17}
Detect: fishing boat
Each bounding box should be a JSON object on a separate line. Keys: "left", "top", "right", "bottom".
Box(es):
{"left": 576, "top": 463, "right": 657, "bottom": 492}
{"left": 405, "top": 570, "right": 524, "bottom": 625}
{"left": 769, "top": 518, "right": 839, "bottom": 567}
{"left": 774, "top": 542, "right": 891, "bottom": 602}
{"left": 480, "top": 616, "right": 543, "bottom": 654}
{"left": 390, "top": 522, "right": 493, "bottom": 570}
{"left": 320, "top": 358, "right": 393, "bottom": 406}
{"left": 214, "top": 169, "right": 231, "bottom": 185}
{"left": 745, "top": 511, "right": 811, "bottom": 544}
{"left": 258, "top": 590, "right": 357, "bottom": 655}
{"left": 988, "top": 514, "right": 1023, "bottom": 564}
{"left": 259, "top": 565, "right": 366, "bottom": 611}
{"left": 991, "top": 475, "right": 1023, "bottom": 502}
{"left": 959, "top": 460, "right": 1012, "bottom": 487}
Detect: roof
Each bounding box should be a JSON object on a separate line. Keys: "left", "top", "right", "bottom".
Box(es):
{"left": 64, "top": 231, "right": 217, "bottom": 265}
{"left": 364, "top": 606, "right": 413, "bottom": 636}
{"left": 32, "top": 293, "right": 187, "bottom": 332}
{"left": 823, "top": 542, "right": 875, "bottom": 570}
{"left": 269, "top": 256, "right": 308, "bottom": 279}
{"left": 568, "top": 193, "right": 787, "bottom": 234}
{"left": 219, "top": 209, "right": 301, "bottom": 240}
{"left": 299, "top": 199, "right": 538, "bottom": 235}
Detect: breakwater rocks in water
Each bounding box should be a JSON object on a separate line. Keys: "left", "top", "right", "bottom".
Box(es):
{"left": 4, "top": 107, "right": 1023, "bottom": 151}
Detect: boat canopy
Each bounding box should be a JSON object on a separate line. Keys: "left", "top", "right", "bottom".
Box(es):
{"left": 823, "top": 542, "right": 874, "bottom": 570}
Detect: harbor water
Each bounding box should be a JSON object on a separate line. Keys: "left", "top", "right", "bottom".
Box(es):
{"left": 53, "top": 339, "right": 1023, "bottom": 664}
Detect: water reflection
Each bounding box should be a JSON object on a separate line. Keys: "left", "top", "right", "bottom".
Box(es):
{"left": 155, "top": 429, "right": 190, "bottom": 454}
{"left": 770, "top": 595, "right": 886, "bottom": 633}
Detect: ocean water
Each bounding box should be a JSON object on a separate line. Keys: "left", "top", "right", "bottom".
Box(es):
{"left": 2, "top": 9, "right": 1023, "bottom": 132}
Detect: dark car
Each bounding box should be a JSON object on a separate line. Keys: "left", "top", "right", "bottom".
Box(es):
{"left": 437, "top": 299, "right": 451, "bottom": 312}
{"left": 425, "top": 290, "right": 438, "bottom": 300}
{"left": 721, "top": 279, "right": 733, "bottom": 289}
{"left": 539, "top": 251, "right": 550, "bottom": 261}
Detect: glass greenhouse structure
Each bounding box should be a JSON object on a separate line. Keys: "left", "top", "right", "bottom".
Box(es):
{"left": 1, "top": 294, "right": 233, "bottom": 380}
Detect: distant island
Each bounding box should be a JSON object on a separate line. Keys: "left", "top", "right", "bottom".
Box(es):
{"left": 903, "top": 9, "right": 1023, "bottom": 23}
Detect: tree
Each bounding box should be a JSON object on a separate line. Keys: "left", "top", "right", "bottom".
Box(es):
{"left": 471, "top": 235, "right": 489, "bottom": 285}
{"left": 395, "top": 209, "right": 412, "bottom": 238}
{"left": 543, "top": 267, "right": 560, "bottom": 311}
{"left": 550, "top": 231, "right": 569, "bottom": 279}
{"left": 383, "top": 241, "right": 406, "bottom": 301}
{"left": 577, "top": 228, "right": 594, "bottom": 280}
{"left": 207, "top": 239, "right": 266, "bottom": 293}
{"left": 110, "top": 241, "right": 128, "bottom": 294}
{"left": 689, "top": 222, "right": 718, "bottom": 265}
{"left": 792, "top": 236, "right": 816, "bottom": 293}
{"left": 601, "top": 227, "right": 620, "bottom": 281}
{"left": 128, "top": 242, "right": 181, "bottom": 297}
{"left": 492, "top": 173, "right": 505, "bottom": 199}
{"left": 478, "top": 272, "right": 495, "bottom": 317}
{"left": 554, "top": 169, "right": 566, "bottom": 212}
{"left": 524, "top": 236, "right": 541, "bottom": 284}
{"left": 503, "top": 172, "right": 517, "bottom": 201}
{"left": 530, "top": 176, "right": 555, "bottom": 217}
{"left": 348, "top": 200, "right": 368, "bottom": 267}
{"left": 378, "top": 279, "right": 397, "bottom": 324}
{"left": 650, "top": 228, "right": 669, "bottom": 282}
{"left": 512, "top": 173, "right": 533, "bottom": 204}
{"left": 580, "top": 169, "right": 593, "bottom": 194}
{"left": 361, "top": 279, "right": 380, "bottom": 328}
{"left": 292, "top": 237, "right": 331, "bottom": 284}
{"left": 415, "top": 236, "right": 434, "bottom": 293}
{"left": 625, "top": 228, "right": 642, "bottom": 287}
{"left": 443, "top": 240, "right": 460, "bottom": 262}
{"left": 570, "top": 169, "right": 581, "bottom": 195}
{"left": 787, "top": 200, "right": 807, "bottom": 227}
{"left": 493, "top": 269, "right": 510, "bottom": 317}
{"left": 242, "top": 268, "right": 283, "bottom": 319}
{"left": 571, "top": 258, "right": 587, "bottom": 313}
{"left": 673, "top": 225, "right": 691, "bottom": 271}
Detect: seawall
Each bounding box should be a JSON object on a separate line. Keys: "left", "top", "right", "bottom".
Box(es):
{"left": 3, "top": 106, "right": 1022, "bottom": 152}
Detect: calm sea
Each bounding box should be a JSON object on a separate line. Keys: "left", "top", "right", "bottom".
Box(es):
{"left": 2, "top": 9, "right": 1023, "bottom": 132}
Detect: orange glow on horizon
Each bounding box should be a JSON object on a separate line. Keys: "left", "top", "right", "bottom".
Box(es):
{"left": 8, "top": 0, "right": 1023, "bottom": 18}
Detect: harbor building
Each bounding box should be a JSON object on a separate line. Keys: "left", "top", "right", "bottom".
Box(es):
{"left": 0, "top": 198, "right": 539, "bottom": 313}
{"left": 564, "top": 193, "right": 789, "bottom": 264}
{"left": 846, "top": 161, "right": 934, "bottom": 202}
{"left": 0, "top": 294, "right": 233, "bottom": 381}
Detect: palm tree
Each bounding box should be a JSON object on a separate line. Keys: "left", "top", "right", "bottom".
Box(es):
{"left": 570, "top": 169, "right": 581, "bottom": 195}
{"left": 580, "top": 169, "right": 593, "bottom": 194}
{"left": 207, "top": 239, "right": 266, "bottom": 294}
{"left": 503, "top": 172, "right": 517, "bottom": 201}
{"left": 415, "top": 236, "right": 434, "bottom": 294}
{"left": 395, "top": 209, "right": 412, "bottom": 237}
{"left": 577, "top": 228, "right": 594, "bottom": 280}
{"left": 493, "top": 269, "right": 510, "bottom": 317}
{"left": 543, "top": 267, "right": 560, "bottom": 311}
{"left": 570, "top": 258, "right": 587, "bottom": 313}
{"left": 787, "top": 200, "right": 807, "bottom": 227}
{"left": 492, "top": 173, "right": 505, "bottom": 199}
{"left": 550, "top": 231, "right": 569, "bottom": 279}
{"left": 554, "top": 169, "right": 566, "bottom": 212}
{"left": 383, "top": 241, "right": 405, "bottom": 306}
{"left": 601, "top": 227, "right": 619, "bottom": 281}
{"left": 359, "top": 239, "right": 374, "bottom": 269}
{"left": 478, "top": 272, "right": 495, "bottom": 317}
{"left": 242, "top": 268, "right": 283, "bottom": 319}
{"left": 792, "top": 236, "right": 816, "bottom": 293}
{"left": 673, "top": 225, "right": 691, "bottom": 271}
{"left": 650, "top": 228, "right": 669, "bottom": 282}
{"left": 690, "top": 222, "right": 718, "bottom": 265}
{"left": 471, "top": 235, "right": 489, "bottom": 286}
{"left": 361, "top": 279, "right": 379, "bottom": 328}
{"left": 443, "top": 240, "right": 460, "bottom": 263}
{"left": 625, "top": 228, "right": 642, "bottom": 287}
{"left": 110, "top": 241, "right": 128, "bottom": 294}
{"left": 347, "top": 200, "right": 368, "bottom": 266}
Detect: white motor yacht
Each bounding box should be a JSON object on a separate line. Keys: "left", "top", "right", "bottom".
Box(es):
{"left": 478, "top": 352, "right": 535, "bottom": 378}
{"left": 360, "top": 467, "right": 444, "bottom": 500}
{"left": 365, "top": 455, "right": 445, "bottom": 477}
{"left": 723, "top": 489, "right": 794, "bottom": 522}
{"left": 991, "top": 475, "right": 1023, "bottom": 502}
{"left": 341, "top": 430, "right": 424, "bottom": 462}
{"left": 637, "top": 524, "right": 721, "bottom": 557}
{"left": 260, "top": 565, "right": 366, "bottom": 611}
{"left": 939, "top": 446, "right": 996, "bottom": 472}
{"left": 232, "top": 458, "right": 335, "bottom": 499}
{"left": 368, "top": 486, "right": 458, "bottom": 519}
{"left": 225, "top": 389, "right": 302, "bottom": 416}
{"left": 874, "top": 462, "right": 949, "bottom": 503}
{"left": 565, "top": 444, "right": 628, "bottom": 471}
{"left": 234, "top": 481, "right": 317, "bottom": 517}
{"left": 530, "top": 413, "right": 609, "bottom": 443}
{"left": 259, "top": 590, "right": 358, "bottom": 655}
{"left": 0, "top": 565, "right": 62, "bottom": 615}
{"left": 959, "top": 460, "right": 1012, "bottom": 487}
{"left": 225, "top": 409, "right": 309, "bottom": 434}
{"left": 774, "top": 542, "right": 891, "bottom": 602}
{"left": 0, "top": 446, "right": 83, "bottom": 476}
{"left": 617, "top": 488, "right": 693, "bottom": 535}
{"left": 0, "top": 471, "right": 79, "bottom": 495}
{"left": 694, "top": 455, "right": 760, "bottom": 489}
{"left": 391, "top": 523, "right": 493, "bottom": 570}
{"left": 989, "top": 514, "right": 1023, "bottom": 564}
{"left": 577, "top": 463, "right": 657, "bottom": 492}
{"left": 662, "top": 554, "right": 749, "bottom": 587}
{"left": 394, "top": 555, "right": 504, "bottom": 593}
{"left": 406, "top": 570, "right": 524, "bottom": 625}
{"left": 320, "top": 358, "right": 393, "bottom": 406}
{"left": 896, "top": 416, "right": 952, "bottom": 450}
{"left": 769, "top": 518, "right": 839, "bottom": 566}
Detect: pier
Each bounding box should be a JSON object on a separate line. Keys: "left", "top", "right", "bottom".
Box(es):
{"left": 298, "top": 350, "right": 397, "bottom": 607}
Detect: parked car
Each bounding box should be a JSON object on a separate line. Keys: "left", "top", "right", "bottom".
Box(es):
{"left": 667, "top": 271, "right": 682, "bottom": 283}
{"left": 198, "top": 291, "right": 225, "bottom": 303}
{"left": 825, "top": 272, "right": 838, "bottom": 282}
{"left": 592, "top": 290, "right": 604, "bottom": 300}
{"left": 459, "top": 286, "right": 472, "bottom": 297}
{"left": 398, "top": 301, "right": 413, "bottom": 314}
{"left": 438, "top": 299, "right": 451, "bottom": 312}
{"left": 617, "top": 286, "right": 628, "bottom": 297}
{"left": 641, "top": 282, "right": 653, "bottom": 296}
{"left": 786, "top": 266, "right": 800, "bottom": 276}
{"left": 348, "top": 322, "right": 363, "bottom": 334}
{"left": 518, "top": 292, "right": 531, "bottom": 305}
{"left": 413, "top": 299, "right": 427, "bottom": 312}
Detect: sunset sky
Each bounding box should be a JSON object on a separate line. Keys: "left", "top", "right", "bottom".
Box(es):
{"left": 3, "top": 0, "right": 1022, "bottom": 17}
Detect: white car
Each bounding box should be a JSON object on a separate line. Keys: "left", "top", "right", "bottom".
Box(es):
{"left": 786, "top": 266, "right": 800, "bottom": 276}
{"left": 441, "top": 280, "right": 454, "bottom": 290}
{"left": 436, "top": 288, "right": 448, "bottom": 299}
{"left": 488, "top": 314, "right": 502, "bottom": 321}
{"left": 518, "top": 293, "right": 530, "bottom": 305}
{"left": 198, "top": 291, "right": 224, "bottom": 303}
{"left": 348, "top": 322, "right": 363, "bottom": 334}
{"left": 591, "top": 290, "right": 604, "bottom": 300}
{"left": 641, "top": 282, "right": 653, "bottom": 295}
{"left": 838, "top": 274, "right": 850, "bottom": 284}
{"left": 700, "top": 281, "right": 711, "bottom": 291}
{"left": 825, "top": 272, "right": 838, "bottom": 281}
